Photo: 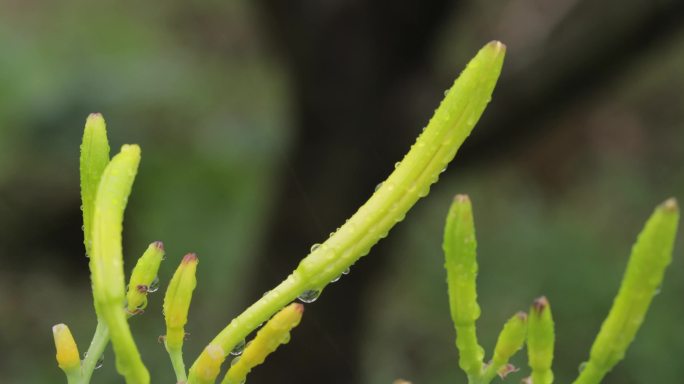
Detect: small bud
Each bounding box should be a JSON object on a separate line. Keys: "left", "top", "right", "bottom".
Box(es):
{"left": 193, "top": 344, "right": 226, "bottom": 383}
{"left": 492, "top": 311, "right": 527, "bottom": 365}
{"left": 163, "top": 253, "right": 198, "bottom": 352}
{"left": 52, "top": 324, "right": 80, "bottom": 373}
{"left": 527, "top": 296, "right": 555, "bottom": 384}
{"left": 126, "top": 241, "right": 165, "bottom": 314}
{"left": 221, "top": 303, "right": 304, "bottom": 384}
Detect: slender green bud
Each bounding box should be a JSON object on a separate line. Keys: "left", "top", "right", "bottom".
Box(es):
{"left": 443, "top": 194, "right": 484, "bottom": 377}
{"left": 126, "top": 241, "right": 165, "bottom": 315}
{"left": 192, "top": 344, "right": 226, "bottom": 384}
{"left": 573, "top": 198, "right": 679, "bottom": 384}
{"left": 220, "top": 303, "right": 304, "bottom": 384}
{"left": 80, "top": 113, "right": 110, "bottom": 257}
{"left": 164, "top": 253, "right": 199, "bottom": 352}
{"left": 527, "top": 297, "right": 555, "bottom": 384}
{"left": 52, "top": 323, "right": 81, "bottom": 376}
{"left": 90, "top": 144, "right": 149, "bottom": 383}
{"left": 479, "top": 311, "right": 527, "bottom": 382}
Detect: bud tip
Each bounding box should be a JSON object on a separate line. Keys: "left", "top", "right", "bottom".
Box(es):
{"left": 182, "top": 252, "right": 198, "bottom": 264}
{"left": 661, "top": 197, "right": 678, "bottom": 212}
{"left": 532, "top": 296, "right": 549, "bottom": 313}
{"left": 153, "top": 241, "right": 164, "bottom": 251}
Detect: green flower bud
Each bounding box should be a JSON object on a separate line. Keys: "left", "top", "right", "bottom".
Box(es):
{"left": 573, "top": 198, "right": 679, "bottom": 384}
{"left": 221, "top": 303, "right": 304, "bottom": 384}
{"left": 164, "top": 253, "right": 198, "bottom": 352}
{"left": 527, "top": 296, "right": 555, "bottom": 384}
{"left": 443, "top": 194, "right": 484, "bottom": 376}
{"left": 126, "top": 241, "right": 165, "bottom": 315}
{"left": 192, "top": 344, "right": 225, "bottom": 384}
{"left": 80, "top": 113, "right": 110, "bottom": 257}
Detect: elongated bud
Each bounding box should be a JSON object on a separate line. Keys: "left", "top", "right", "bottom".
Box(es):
{"left": 221, "top": 303, "right": 304, "bottom": 384}
{"left": 126, "top": 241, "right": 165, "bottom": 315}
{"left": 164, "top": 253, "right": 199, "bottom": 351}
{"left": 443, "top": 194, "right": 484, "bottom": 376}
{"left": 527, "top": 297, "right": 555, "bottom": 384}
{"left": 493, "top": 311, "right": 527, "bottom": 365}
{"left": 80, "top": 113, "right": 110, "bottom": 257}
{"left": 573, "top": 198, "right": 679, "bottom": 384}
{"left": 192, "top": 344, "right": 226, "bottom": 384}
{"left": 90, "top": 144, "right": 149, "bottom": 383}
{"left": 53, "top": 324, "right": 80, "bottom": 373}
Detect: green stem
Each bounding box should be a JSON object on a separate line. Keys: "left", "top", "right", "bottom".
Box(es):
{"left": 168, "top": 348, "right": 187, "bottom": 383}
{"left": 187, "top": 41, "right": 506, "bottom": 384}
{"left": 79, "top": 320, "right": 109, "bottom": 384}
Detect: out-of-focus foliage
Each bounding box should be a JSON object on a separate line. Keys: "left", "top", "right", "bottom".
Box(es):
{"left": 1, "top": 0, "right": 683, "bottom": 383}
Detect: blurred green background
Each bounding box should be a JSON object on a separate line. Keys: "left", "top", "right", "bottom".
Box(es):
{"left": 1, "top": 0, "right": 683, "bottom": 383}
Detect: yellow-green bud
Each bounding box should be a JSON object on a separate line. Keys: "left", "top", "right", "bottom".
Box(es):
{"left": 492, "top": 311, "right": 527, "bottom": 365}
{"left": 163, "top": 253, "right": 198, "bottom": 351}
{"left": 222, "top": 303, "right": 304, "bottom": 384}
{"left": 193, "top": 344, "right": 226, "bottom": 384}
{"left": 126, "top": 241, "right": 165, "bottom": 315}
{"left": 52, "top": 323, "right": 80, "bottom": 373}
{"left": 80, "top": 113, "right": 110, "bottom": 258}
{"left": 527, "top": 296, "right": 555, "bottom": 384}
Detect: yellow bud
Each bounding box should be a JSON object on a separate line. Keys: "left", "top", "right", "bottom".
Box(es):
{"left": 193, "top": 344, "right": 226, "bottom": 383}
{"left": 52, "top": 323, "right": 81, "bottom": 373}
{"left": 163, "top": 253, "right": 198, "bottom": 351}
{"left": 126, "top": 241, "right": 165, "bottom": 315}
{"left": 222, "top": 303, "right": 304, "bottom": 384}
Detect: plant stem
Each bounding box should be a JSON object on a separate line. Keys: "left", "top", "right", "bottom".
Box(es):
{"left": 168, "top": 349, "right": 187, "bottom": 383}
{"left": 79, "top": 320, "right": 109, "bottom": 384}
{"left": 187, "top": 41, "right": 506, "bottom": 384}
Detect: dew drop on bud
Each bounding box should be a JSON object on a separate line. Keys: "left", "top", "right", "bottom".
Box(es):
{"left": 310, "top": 243, "right": 321, "bottom": 252}
{"left": 330, "top": 274, "right": 341, "bottom": 283}
{"left": 147, "top": 276, "right": 160, "bottom": 293}
{"left": 342, "top": 267, "right": 350, "bottom": 275}
{"left": 230, "top": 339, "right": 246, "bottom": 356}
{"left": 298, "top": 289, "right": 321, "bottom": 303}
{"left": 374, "top": 182, "right": 383, "bottom": 192}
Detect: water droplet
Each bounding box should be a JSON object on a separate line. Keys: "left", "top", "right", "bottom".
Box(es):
{"left": 374, "top": 182, "right": 383, "bottom": 192}
{"left": 83, "top": 352, "right": 104, "bottom": 369}
{"left": 298, "top": 289, "right": 321, "bottom": 303}
{"left": 443, "top": 89, "right": 449, "bottom": 96}
{"left": 578, "top": 361, "right": 587, "bottom": 373}
{"left": 440, "top": 167, "right": 447, "bottom": 173}
{"left": 394, "top": 161, "right": 401, "bottom": 169}
{"left": 230, "top": 339, "right": 246, "bottom": 356}
{"left": 342, "top": 267, "right": 350, "bottom": 275}
{"left": 231, "top": 356, "right": 241, "bottom": 366}
{"left": 330, "top": 274, "right": 341, "bottom": 283}
{"left": 310, "top": 243, "right": 321, "bottom": 252}
{"left": 147, "top": 276, "right": 160, "bottom": 293}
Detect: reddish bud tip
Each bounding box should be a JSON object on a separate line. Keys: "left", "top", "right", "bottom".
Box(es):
{"left": 515, "top": 311, "right": 528, "bottom": 321}
{"left": 88, "top": 112, "right": 103, "bottom": 119}
{"left": 291, "top": 303, "right": 305, "bottom": 314}
{"left": 532, "top": 296, "right": 549, "bottom": 313}
{"left": 454, "top": 194, "right": 470, "bottom": 203}
{"left": 487, "top": 40, "right": 506, "bottom": 53}
{"left": 153, "top": 241, "right": 164, "bottom": 250}
{"left": 182, "top": 253, "right": 198, "bottom": 264}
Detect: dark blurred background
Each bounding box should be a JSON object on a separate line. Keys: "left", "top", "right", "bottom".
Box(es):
{"left": 1, "top": 0, "right": 683, "bottom": 383}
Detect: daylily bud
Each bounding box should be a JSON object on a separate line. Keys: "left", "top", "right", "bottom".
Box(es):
{"left": 192, "top": 344, "right": 225, "bottom": 384}
{"left": 52, "top": 323, "right": 80, "bottom": 373}
{"left": 126, "top": 241, "right": 165, "bottom": 315}
{"left": 527, "top": 296, "right": 555, "bottom": 384}
{"left": 80, "top": 112, "right": 110, "bottom": 257}
{"left": 492, "top": 311, "right": 527, "bottom": 365}
{"left": 221, "top": 303, "right": 304, "bottom": 384}
{"left": 163, "top": 253, "right": 198, "bottom": 351}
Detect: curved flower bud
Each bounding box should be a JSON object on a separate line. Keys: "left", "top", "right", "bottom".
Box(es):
{"left": 126, "top": 241, "right": 165, "bottom": 315}
{"left": 53, "top": 323, "right": 81, "bottom": 374}
{"left": 221, "top": 303, "right": 304, "bottom": 384}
